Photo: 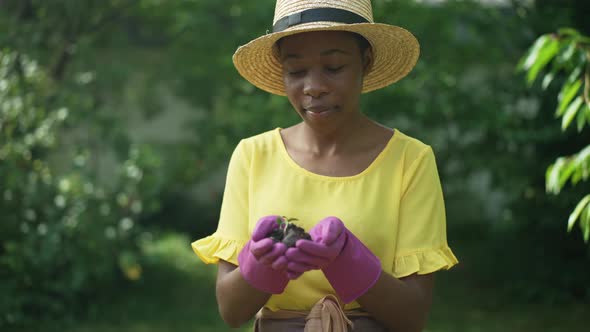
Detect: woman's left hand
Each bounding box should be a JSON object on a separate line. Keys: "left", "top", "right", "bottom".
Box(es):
{"left": 283, "top": 216, "right": 382, "bottom": 304}
{"left": 282, "top": 216, "right": 347, "bottom": 278}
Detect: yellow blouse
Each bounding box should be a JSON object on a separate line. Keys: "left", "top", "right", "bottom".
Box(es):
{"left": 192, "top": 127, "right": 458, "bottom": 311}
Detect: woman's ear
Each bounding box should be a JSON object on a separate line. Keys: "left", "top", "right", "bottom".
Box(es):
{"left": 362, "top": 47, "right": 374, "bottom": 75}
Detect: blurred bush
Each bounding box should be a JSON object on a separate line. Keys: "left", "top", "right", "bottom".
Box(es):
{"left": 0, "top": 49, "right": 162, "bottom": 327}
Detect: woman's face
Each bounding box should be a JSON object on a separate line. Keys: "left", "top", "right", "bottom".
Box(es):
{"left": 278, "top": 31, "right": 372, "bottom": 129}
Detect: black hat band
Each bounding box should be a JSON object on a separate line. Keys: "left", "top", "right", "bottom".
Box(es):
{"left": 273, "top": 7, "right": 370, "bottom": 33}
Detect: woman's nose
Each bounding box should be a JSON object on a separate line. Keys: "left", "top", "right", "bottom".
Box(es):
{"left": 302, "top": 70, "right": 328, "bottom": 98}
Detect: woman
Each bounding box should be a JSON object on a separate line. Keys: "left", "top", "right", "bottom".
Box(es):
{"left": 192, "top": 1, "right": 458, "bottom": 331}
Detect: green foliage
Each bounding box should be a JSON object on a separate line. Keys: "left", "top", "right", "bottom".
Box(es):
{"left": 0, "top": 6, "right": 162, "bottom": 329}
{"left": 519, "top": 28, "right": 590, "bottom": 243}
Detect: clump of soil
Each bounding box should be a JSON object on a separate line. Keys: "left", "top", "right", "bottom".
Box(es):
{"left": 268, "top": 217, "right": 311, "bottom": 248}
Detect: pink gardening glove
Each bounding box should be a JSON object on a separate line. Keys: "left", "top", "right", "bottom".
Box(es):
{"left": 281, "top": 217, "right": 346, "bottom": 279}
{"left": 285, "top": 216, "right": 382, "bottom": 303}
{"left": 237, "top": 215, "right": 289, "bottom": 294}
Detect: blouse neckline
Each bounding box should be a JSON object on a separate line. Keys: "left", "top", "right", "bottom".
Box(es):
{"left": 273, "top": 127, "right": 400, "bottom": 181}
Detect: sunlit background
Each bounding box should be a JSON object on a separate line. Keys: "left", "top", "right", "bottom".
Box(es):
{"left": 1, "top": 0, "right": 589, "bottom": 331}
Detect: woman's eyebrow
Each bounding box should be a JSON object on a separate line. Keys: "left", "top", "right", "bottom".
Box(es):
{"left": 320, "top": 49, "right": 352, "bottom": 56}
{"left": 281, "top": 49, "right": 352, "bottom": 61}
{"left": 281, "top": 53, "right": 302, "bottom": 61}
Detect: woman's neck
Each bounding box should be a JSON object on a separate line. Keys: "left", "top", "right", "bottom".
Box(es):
{"left": 295, "top": 113, "right": 380, "bottom": 156}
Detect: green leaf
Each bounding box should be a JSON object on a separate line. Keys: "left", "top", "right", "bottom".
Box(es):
{"left": 561, "top": 96, "right": 583, "bottom": 130}
{"left": 526, "top": 38, "right": 560, "bottom": 85}
{"left": 518, "top": 35, "right": 551, "bottom": 72}
{"left": 568, "top": 194, "right": 590, "bottom": 231}
{"left": 557, "top": 79, "right": 582, "bottom": 116}
{"left": 576, "top": 104, "right": 589, "bottom": 132}
{"left": 546, "top": 158, "right": 566, "bottom": 194}
{"left": 584, "top": 207, "right": 590, "bottom": 242}
{"left": 553, "top": 40, "right": 577, "bottom": 69}
{"left": 560, "top": 41, "right": 577, "bottom": 62}
{"left": 571, "top": 146, "right": 590, "bottom": 184}
{"left": 558, "top": 28, "right": 581, "bottom": 37}
{"left": 571, "top": 145, "right": 590, "bottom": 185}
{"left": 542, "top": 71, "right": 556, "bottom": 90}
{"left": 558, "top": 159, "right": 577, "bottom": 188}
{"left": 574, "top": 145, "right": 590, "bottom": 164}
{"left": 581, "top": 205, "right": 590, "bottom": 243}
{"left": 566, "top": 65, "right": 583, "bottom": 85}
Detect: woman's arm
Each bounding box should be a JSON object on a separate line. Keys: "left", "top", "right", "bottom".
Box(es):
{"left": 357, "top": 272, "right": 434, "bottom": 332}
{"left": 215, "top": 260, "right": 272, "bottom": 327}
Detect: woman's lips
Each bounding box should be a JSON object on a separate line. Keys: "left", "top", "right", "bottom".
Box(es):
{"left": 304, "top": 106, "right": 333, "bottom": 117}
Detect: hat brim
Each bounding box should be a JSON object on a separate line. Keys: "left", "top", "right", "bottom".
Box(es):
{"left": 232, "top": 22, "right": 420, "bottom": 96}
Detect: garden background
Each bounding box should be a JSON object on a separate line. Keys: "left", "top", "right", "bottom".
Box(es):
{"left": 1, "top": 0, "right": 589, "bottom": 331}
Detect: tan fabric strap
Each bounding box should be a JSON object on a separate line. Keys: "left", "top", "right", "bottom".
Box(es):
{"left": 256, "top": 295, "right": 370, "bottom": 332}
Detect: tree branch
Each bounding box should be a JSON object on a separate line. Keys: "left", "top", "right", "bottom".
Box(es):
{"left": 585, "top": 51, "right": 590, "bottom": 109}
{"left": 48, "top": 1, "right": 138, "bottom": 81}
{"left": 50, "top": 43, "right": 73, "bottom": 81}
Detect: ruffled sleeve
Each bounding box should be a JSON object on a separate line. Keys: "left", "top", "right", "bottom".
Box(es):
{"left": 393, "top": 146, "right": 459, "bottom": 277}
{"left": 392, "top": 247, "right": 458, "bottom": 278}
{"left": 191, "top": 140, "right": 251, "bottom": 265}
{"left": 191, "top": 233, "right": 248, "bottom": 265}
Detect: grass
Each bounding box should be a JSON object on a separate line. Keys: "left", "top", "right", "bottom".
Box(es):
{"left": 21, "top": 231, "right": 589, "bottom": 332}
{"left": 429, "top": 272, "right": 588, "bottom": 332}
{"left": 64, "top": 232, "right": 251, "bottom": 332}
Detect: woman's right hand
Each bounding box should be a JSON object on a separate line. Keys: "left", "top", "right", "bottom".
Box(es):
{"left": 237, "top": 215, "right": 289, "bottom": 294}
{"left": 249, "top": 216, "right": 288, "bottom": 264}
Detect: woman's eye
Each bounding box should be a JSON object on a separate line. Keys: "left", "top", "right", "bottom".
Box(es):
{"left": 288, "top": 70, "right": 305, "bottom": 77}
{"left": 326, "top": 66, "right": 344, "bottom": 73}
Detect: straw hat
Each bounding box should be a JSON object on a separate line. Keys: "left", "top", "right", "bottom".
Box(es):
{"left": 232, "top": 0, "right": 420, "bottom": 96}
